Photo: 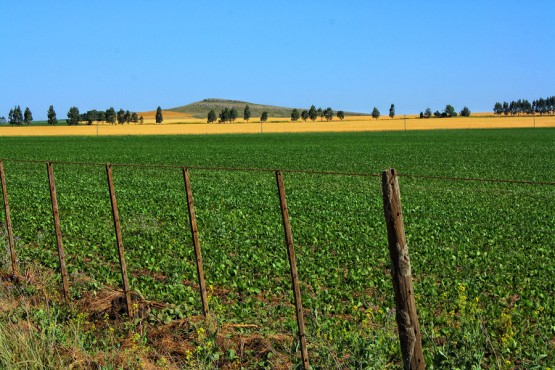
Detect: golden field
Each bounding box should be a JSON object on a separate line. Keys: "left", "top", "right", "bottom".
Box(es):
{"left": 1, "top": 113, "right": 554, "bottom": 137}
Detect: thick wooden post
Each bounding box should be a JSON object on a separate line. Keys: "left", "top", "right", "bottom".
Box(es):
{"left": 106, "top": 164, "right": 133, "bottom": 318}
{"left": 182, "top": 167, "right": 210, "bottom": 317}
{"left": 275, "top": 170, "right": 309, "bottom": 370}
{"left": 46, "top": 162, "right": 71, "bottom": 302}
{"left": 0, "top": 160, "right": 18, "bottom": 277}
{"left": 381, "top": 168, "right": 425, "bottom": 369}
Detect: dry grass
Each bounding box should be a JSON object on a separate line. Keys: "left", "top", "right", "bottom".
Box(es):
{"left": 1, "top": 115, "right": 554, "bottom": 137}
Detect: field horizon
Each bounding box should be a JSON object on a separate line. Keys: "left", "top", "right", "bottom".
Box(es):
{"left": 1, "top": 114, "right": 554, "bottom": 137}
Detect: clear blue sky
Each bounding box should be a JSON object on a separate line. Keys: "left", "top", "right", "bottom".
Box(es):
{"left": 1, "top": 1, "right": 554, "bottom": 119}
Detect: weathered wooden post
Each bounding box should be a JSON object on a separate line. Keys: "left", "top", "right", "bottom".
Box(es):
{"left": 275, "top": 170, "right": 309, "bottom": 370}
{"left": 0, "top": 160, "right": 18, "bottom": 277}
{"left": 381, "top": 168, "right": 425, "bottom": 369}
{"left": 182, "top": 167, "right": 210, "bottom": 317}
{"left": 106, "top": 164, "right": 133, "bottom": 317}
{"left": 46, "top": 162, "right": 71, "bottom": 302}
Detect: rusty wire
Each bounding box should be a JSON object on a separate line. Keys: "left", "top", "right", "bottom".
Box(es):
{"left": 1, "top": 157, "right": 554, "bottom": 185}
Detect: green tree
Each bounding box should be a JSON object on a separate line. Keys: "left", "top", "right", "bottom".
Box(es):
{"left": 389, "top": 104, "right": 395, "bottom": 119}
{"left": 155, "top": 106, "right": 163, "bottom": 124}
{"left": 337, "top": 110, "right": 345, "bottom": 120}
{"left": 117, "top": 109, "right": 126, "bottom": 124}
{"left": 371, "top": 107, "right": 380, "bottom": 119}
{"left": 47, "top": 105, "right": 58, "bottom": 125}
{"left": 207, "top": 110, "right": 217, "bottom": 123}
{"left": 243, "top": 105, "right": 251, "bottom": 122}
{"left": 424, "top": 108, "right": 432, "bottom": 118}
{"left": 85, "top": 110, "right": 96, "bottom": 125}
{"left": 131, "top": 112, "right": 139, "bottom": 123}
{"left": 9, "top": 106, "right": 23, "bottom": 125}
{"left": 308, "top": 105, "right": 318, "bottom": 121}
{"left": 260, "top": 111, "right": 268, "bottom": 122}
{"left": 493, "top": 102, "right": 503, "bottom": 116}
{"left": 444, "top": 104, "right": 457, "bottom": 117}
{"left": 105, "top": 107, "right": 116, "bottom": 124}
{"left": 460, "top": 106, "right": 471, "bottom": 117}
{"left": 23, "top": 107, "right": 33, "bottom": 125}
{"left": 301, "top": 110, "right": 309, "bottom": 122}
{"left": 291, "top": 108, "right": 300, "bottom": 121}
{"left": 0, "top": 116, "right": 5, "bottom": 124}
{"left": 324, "top": 107, "right": 333, "bottom": 121}
{"left": 230, "top": 107, "right": 238, "bottom": 122}
{"left": 124, "top": 110, "right": 131, "bottom": 124}
{"left": 219, "top": 108, "right": 231, "bottom": 123}
{"left": 139, "top": 115, "right": 144, "bottom": 124}
{"left": 66, "top": 106, "right": 80, "bottom": 125}
{"left": 317, "top": 107, "right": 323, "bottom": 121}
{"left": 97, "top": 111, "right": 106, "bottom": 123}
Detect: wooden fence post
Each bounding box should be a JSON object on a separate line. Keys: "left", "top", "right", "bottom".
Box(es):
{"left": 182, "top": 167, "right": 210, "bottom": 317}
{"left": 381, "top": 168, "right": 425, "bottom": 369}
{"left": 0, "top": 160, "right": 18, "bottom": 277}
{"left": 275, "top": 170, "right": 310, "bottom": 370}
{"left": 46, "top": 162, "right": 71, "bottom": 303}
{"left": 106, "top": 164, "right": 133, "bottom": 318}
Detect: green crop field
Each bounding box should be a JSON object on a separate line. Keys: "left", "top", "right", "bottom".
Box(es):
{"left": 1, "top": 129, "right": 554, "bottom": 368}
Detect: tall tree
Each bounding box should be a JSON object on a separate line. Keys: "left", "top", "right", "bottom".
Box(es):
{"left": 301, "top": 110, "right": 309, "bottom": 122}
{"left": 260, "top": 111, "right": 268, "bottom": 122}
{"left": 97, "top": 111, "right": 106, "bottom": 123}
{"left": 139, "top": 115, "right": 144, "bottom": 124}
{"left": 23, "top": 107, "right": 33, "bottom": 125}
{"left": 124, "top": 110, "right": 131, "bottom": 124}
{"left": 117, "top": 109, "right": 126, "bottom": 124}
{"left": 324, "top": 107, "right": 333, "bottom": 121}
{"left": 47, "top": 105, "right": 58, "bottom": 125}
{"left": 230, "top": 107, "right": 238, "bottom": 122}
{"left": 85, "top": 110, "right": 96, "bottom": 125}
{"left": 424, "top": 108, "right": 432, "bottom": 118}
{"left": 308, "top": 105, "right": 318, "bottom": 121}
{"left": 371, "top": 107, "right": 380, "bottom": 120}
{"left": 444, "top": 104, "right": 457, "bottom": 117}
{"left": 66, "top": 106, "right": 80, "bottom": 125}
{"left": 291, "top": 108, "right": 300, "bottom": 121}
{"left": 131, "top": 112, "right": 138, "bottom": 123}
{"left": 207, "top": 110, "right": 217, "bottom": 123}
{"left": 9, "top": 106, "right": 23, "bottom": 125}
{"left": 219, "top": 108, "right": 231, "bottom": 123}
{"left": 460, "top": 106, "right": 471, "bottom": 117}
{"left": 389, "top": 104, "right": 395, "bottom": 119}
{"left": 155, "top": 106, "right": 163, "bottom": 124}
{"left": 106, "top": 107, "right": 116, "bottom": 124}
{"left": 317, "top": 107, "right": 323, "bottom": 121}
{"left": 243, "top": 105, "right": 251, "bottom": 122}
{"left": 336, "top": 110, "right": 345, "bottom": 120}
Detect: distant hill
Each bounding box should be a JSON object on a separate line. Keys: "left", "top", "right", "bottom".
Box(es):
{"left": 168, "top": 98, "right": 364, "bottom": 118}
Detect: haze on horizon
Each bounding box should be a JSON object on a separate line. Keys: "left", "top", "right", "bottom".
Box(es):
{"left": 1, "top": 0, "right": 554, "bottom": 120}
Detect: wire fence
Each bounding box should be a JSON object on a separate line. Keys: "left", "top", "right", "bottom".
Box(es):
{"left": 1, "top": 158, "right": 554, "bottom": 368}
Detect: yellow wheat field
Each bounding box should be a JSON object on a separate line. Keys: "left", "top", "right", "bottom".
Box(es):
{"left": 1, "top": 114, "right": 554, "bottom": 137}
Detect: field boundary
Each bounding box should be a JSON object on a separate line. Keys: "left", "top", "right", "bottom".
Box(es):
{"left": 1, "top": 158, "right": 553, "bottom": 368}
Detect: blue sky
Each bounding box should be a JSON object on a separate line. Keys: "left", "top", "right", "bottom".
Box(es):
{"left": 1, "top": 1, "right": 554, "bottom": 119}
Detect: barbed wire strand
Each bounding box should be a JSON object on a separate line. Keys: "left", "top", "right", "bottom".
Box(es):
{"left": 1, "top": 157, "right": 554, "bottom": 185}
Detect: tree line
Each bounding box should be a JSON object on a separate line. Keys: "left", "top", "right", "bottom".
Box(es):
{"left": 419, "top": 104, "right": 471, "bottom": 118}
{"left": 5, "top": 106, "right": 34, "bottom": 125}
{"left": 493, "top": 96, "right": 554, "bottom": 116}
{"left": 1, "top": 105, "right": 158, "bottom": 125}
{"left": 207, "top": 104, "right": 350, "bottom": 123}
